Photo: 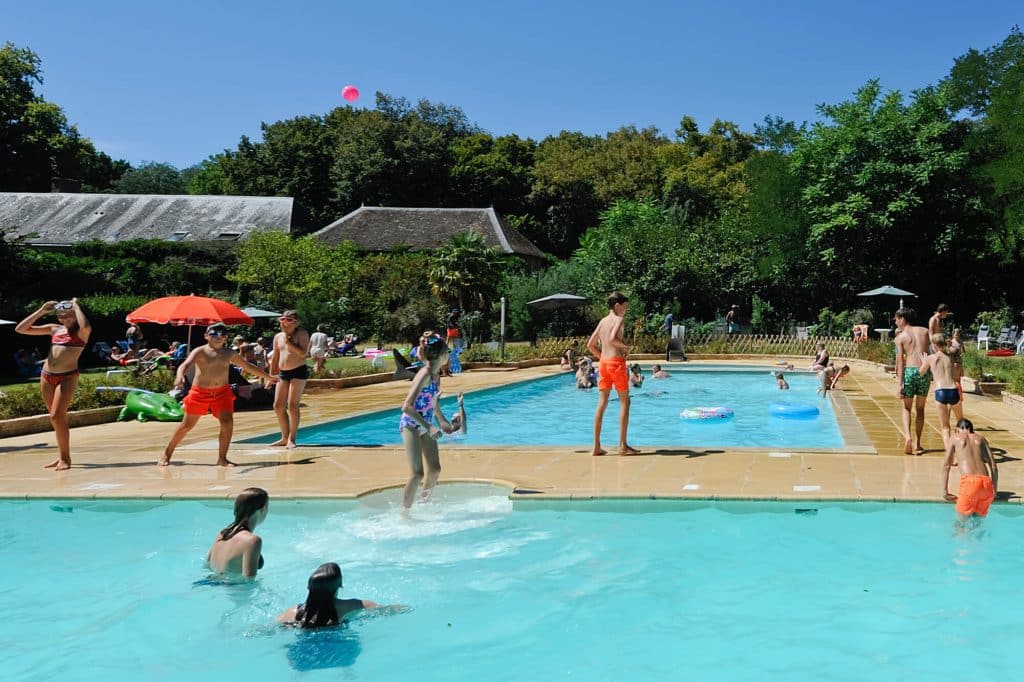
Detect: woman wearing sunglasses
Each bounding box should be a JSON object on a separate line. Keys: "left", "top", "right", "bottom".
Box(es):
{"left": 15, "top": 299, "right": 92, "bottom": 471}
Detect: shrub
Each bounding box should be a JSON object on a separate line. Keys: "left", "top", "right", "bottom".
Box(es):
{"left": 855, "top": 340, "right": 892, "bottom": 364}
{"left": 0, "top": 370, "right": 176, "bottom": 419}
{"left": 972, "top": 307, "right": 1014, "bottom": 336}
{"left": 460, "top": 346, "right": 499, "bottom": 362}
{"left": 1010, "top": 364, "right": 1024, "bottom": 396}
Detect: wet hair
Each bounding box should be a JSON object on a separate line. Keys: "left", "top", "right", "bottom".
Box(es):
{"left": 774, "top": 371, "right": 784, "bottom": 379}
{"left": 218, "top": 487, "right": 268, "bottom": 541}
{"left": 931, "top": 333, "right": 946, "bottom": 348}
{"left": 956, "top": 418, "right": 974, "bottom": 433}
{"left": 894, "top": 307, "right": 916, "bottom": 325}
{"left": 295, "top": 562, "right": 343, "bottom": 629}
{"left": 936, "top": 303, "right": 949, "bottom": 313}
{"left": 652, "top": 364, "right": 662, "bottom": 372}
{"left": 422, "top": 333, "right": 449, "bottom": 362}
{"left": 607, "top": 291, "right": 629, "bottom": 309}
{"left": 630, "top": 363, "right": 641, "bottom": 374}
{"left": 840, "top": 365, "right": 850, "bottom": 373}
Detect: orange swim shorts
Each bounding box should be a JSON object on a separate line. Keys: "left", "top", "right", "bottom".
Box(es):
{"left": 955, "top": 474, "right": 994, "bottom": 517}
{"left": 598, "top": 357, "right": 629, "bottom": 392}
{"left": 182, "top": 384, "right": 235, "bottom": 417}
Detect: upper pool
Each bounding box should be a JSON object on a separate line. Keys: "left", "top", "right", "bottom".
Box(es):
{"left": 249, "top": 365, "right": 846, "bottom": 448}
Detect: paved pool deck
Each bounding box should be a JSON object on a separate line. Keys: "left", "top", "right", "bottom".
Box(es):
{"left": 1, "top": 359, "right": 1022, "bottom": 504}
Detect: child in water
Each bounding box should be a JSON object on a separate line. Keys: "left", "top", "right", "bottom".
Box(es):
{"left": 773, "top": 371, "right": 790, "bottom": 390}
{"left": 278, "top": 562, "right": 405, "bottom": 628}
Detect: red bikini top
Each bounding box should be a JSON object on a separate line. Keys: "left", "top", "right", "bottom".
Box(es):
{"left": 51, "top": 327, "right": 86, "bottom": 348}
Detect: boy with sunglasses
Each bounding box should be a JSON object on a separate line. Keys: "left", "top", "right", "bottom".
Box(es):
{"left": 161, "top": 323, "right": 277, "bottom": 466}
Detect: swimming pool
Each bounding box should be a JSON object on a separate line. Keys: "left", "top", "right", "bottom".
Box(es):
{"left": 251, "top": 366, "right": 846, "bottom": 448}
{"left": 2, "top": 487, "right": 1020, "bottom": 680}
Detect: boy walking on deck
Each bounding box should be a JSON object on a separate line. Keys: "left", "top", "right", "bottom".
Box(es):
{"left": 587, "top": 292, "right": 638, "bottom": 456}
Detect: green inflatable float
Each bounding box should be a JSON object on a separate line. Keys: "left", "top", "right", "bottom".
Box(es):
{"left": 98, "top": 387, "right": 184, "bottom": 422}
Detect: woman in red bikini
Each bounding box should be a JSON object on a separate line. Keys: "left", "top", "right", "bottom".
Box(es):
{"left": 15, "top": 299, "right": 92, "bottom": 471}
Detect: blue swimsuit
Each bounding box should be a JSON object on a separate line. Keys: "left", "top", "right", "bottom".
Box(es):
{"left": 399, "top": 376, "right": 440, "bottom": 433}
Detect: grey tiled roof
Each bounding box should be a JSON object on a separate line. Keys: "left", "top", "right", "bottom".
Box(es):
{"left": 312, "top": 206, "right": 546, "bottom": 259}
{"left": 0, "top": 193, "right": 295, "bottom": 244}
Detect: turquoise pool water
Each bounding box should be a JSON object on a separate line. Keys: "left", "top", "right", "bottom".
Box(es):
{"left": 252, "top": 367, "right": 845, "bottom": 448}
{"left": 1, "top": 487, "right": 1020, "bottom": 681}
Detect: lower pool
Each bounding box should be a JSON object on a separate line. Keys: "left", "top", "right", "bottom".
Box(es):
{"left": 250, "top": 367, "right": 845, "bottom": 448}
{"left": 2, "top": 486, "right": 1020, "bottom": 680}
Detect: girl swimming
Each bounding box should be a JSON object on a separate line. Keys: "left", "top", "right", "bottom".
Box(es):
{"left": 278, "top": 562, "right": 397, "bottom": 628}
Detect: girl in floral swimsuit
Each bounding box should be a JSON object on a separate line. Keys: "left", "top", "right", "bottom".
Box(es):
{"left": 399, "top": 333, "right": 454, "bottom": 508}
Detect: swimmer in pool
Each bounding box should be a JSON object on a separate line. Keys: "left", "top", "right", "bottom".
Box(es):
{"left": 443, "top": 392, "right": 467, "bottom": 436}
{"left": 650, "top": 364, "right": 670, "bottom": 379}
{"left": 773, "top": 371, "right": 790, "bottom": 390}
{"left": 207, "top": 488, "right": 269, "bottom": 578}
{"left": 278, "top": 562, "right": 406, "bottom": 628}
{"left": 629, "top": 363, "right": 643, "bottom": 388}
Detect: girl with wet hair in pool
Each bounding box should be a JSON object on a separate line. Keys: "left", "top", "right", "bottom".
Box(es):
{"left": 399, "top": 332, "right": 455, "bottom": 508}
{"left": 207, "top": 487, "right": 269, "bottom": 577}
{"left": 278, "top": 562, "right": 403, "bottom": 628}
{"left": 15, "top": 298, "right": 92, "bottom": 471}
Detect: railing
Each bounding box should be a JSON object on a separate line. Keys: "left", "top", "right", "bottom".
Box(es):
{"left": 536, "top": 334, "right": 882, "bottom": 360}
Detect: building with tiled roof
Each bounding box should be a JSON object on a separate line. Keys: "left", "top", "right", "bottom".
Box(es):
{"left": 312, "top": 206, "right": 546, "bottom": 262}
{"left": 0, "top": 192, "right": 300, "bottom": 246}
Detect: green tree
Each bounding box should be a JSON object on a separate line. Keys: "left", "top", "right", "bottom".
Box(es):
{"left": 229, "top": 231, "right": 357, "bottom": 309}
{"left": 0, "top": 42, "right": 122, "bottom": 191}
{"left": 428, "top": 232, "right": 503, "bottom": 311}
{"left": 113, "top": 162, "right": 185, "bottom": 194}
{"left": 661, "top": 117, "right": 758, "bottom": 220}
{"left": 789, "top": 81, "right": 980, "bottom": 308}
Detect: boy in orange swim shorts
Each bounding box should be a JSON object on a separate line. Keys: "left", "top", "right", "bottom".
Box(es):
{"left": 941, "top": 418, "right": 998, "bottom": 528}
{"left": 586, "top": 291, "right": 638, "bottom": 456}
{"left": 161, "top": 323, "right": 277, "bottom": 467}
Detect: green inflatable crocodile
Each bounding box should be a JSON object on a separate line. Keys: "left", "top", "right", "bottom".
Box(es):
{"left": 117, "top": 389, "right": 184, "bottom": 422}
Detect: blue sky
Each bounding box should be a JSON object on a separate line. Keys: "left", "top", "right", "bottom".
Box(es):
{"left": 5, "top": 0, "right": 1021, "bottom": 168}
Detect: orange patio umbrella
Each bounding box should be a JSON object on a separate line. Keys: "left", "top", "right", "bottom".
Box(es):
{"left": 126, "top": 295, "right": 253, "bottom": 348}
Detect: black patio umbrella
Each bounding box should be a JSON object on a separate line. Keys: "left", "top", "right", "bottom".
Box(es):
{"left": 526, "top": 293, "right": 589, "bottom": 311}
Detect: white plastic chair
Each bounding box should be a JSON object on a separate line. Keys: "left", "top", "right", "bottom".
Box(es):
{"left": 976, "top": 325, "right": 990, "bottom": 350}
{"left": 795, "top": 326, "right": 809, "bottom": 340}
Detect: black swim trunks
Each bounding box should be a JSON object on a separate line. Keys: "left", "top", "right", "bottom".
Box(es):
{"left": 279, "top": 364, "right": 310, "bottom": 381}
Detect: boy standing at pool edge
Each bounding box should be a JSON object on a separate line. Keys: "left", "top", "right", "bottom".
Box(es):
{"left": 588, "top": 291, "right": 638, "bottom": 456}
{"left": 941, "top": 418, "right": 997, "bottom": 528}
{"left": 161, "top": 323, "right": 277, "bottom": 467}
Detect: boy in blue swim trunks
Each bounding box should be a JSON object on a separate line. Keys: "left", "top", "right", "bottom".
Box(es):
{"left": 894, "top": 308, "right": 932, "bottom": 454}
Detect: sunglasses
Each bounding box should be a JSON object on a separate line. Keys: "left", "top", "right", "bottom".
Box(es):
{"left": 425, "top": 334, "right": 446, "bottom": 346}
{"left": 279, "top": 316, "right": 297, "bottom": 322}
{"left": 54, "top": 301, "right": 74, "bottom": 311}
{"left": 207, "top": 330, "right": 226, "bottom": 337}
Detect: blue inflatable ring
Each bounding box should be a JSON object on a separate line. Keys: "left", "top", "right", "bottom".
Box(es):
{"left": 680, "top": 406, "right": 734, "bottom": 421}
{"left": 769, "top": 402, "right": 820, "bottom": 419}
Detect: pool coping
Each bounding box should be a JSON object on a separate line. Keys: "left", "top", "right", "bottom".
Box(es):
{"left": 1, "top": 358, "right": 1022, "bottom": 505}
